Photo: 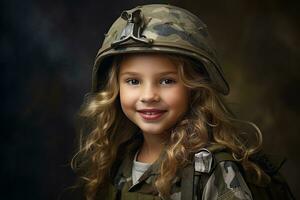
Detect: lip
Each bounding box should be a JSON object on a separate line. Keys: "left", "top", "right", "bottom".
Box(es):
{"left": 137, "top": 109, "right": 167, "bottom": 120}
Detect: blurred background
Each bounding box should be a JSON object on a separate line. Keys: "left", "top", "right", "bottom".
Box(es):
{"left": 1, "top": 0, "right": 299, "bottom": 199}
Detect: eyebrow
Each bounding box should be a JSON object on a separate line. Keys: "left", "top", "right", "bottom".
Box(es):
{"left": 120, "top": 71, "right": 178, "bottom": 76}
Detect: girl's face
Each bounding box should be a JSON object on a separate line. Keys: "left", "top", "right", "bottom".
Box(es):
{"left": 118, "top": 54, "right": 190, "bottom": 136}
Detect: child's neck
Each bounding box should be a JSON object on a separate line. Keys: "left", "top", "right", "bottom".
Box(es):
{"left": 137, "top": 132, "right": 169, "bottom": 164}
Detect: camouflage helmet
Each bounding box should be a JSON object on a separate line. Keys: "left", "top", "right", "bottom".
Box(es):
{"left": 92, "top": 4, "right": 230, "bottom": 95}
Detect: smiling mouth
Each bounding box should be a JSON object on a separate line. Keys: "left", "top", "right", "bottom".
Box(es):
{"left": 137, "top": 110, "right": 167, "bottom": 120}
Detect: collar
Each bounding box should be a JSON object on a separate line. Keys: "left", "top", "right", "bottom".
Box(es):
{"left": 116, "top": 139, "right": 167, "bottom": 194}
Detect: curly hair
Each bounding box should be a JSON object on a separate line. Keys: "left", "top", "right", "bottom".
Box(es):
{"left": 71, "top": 53, "right": 265, "bottom": 199}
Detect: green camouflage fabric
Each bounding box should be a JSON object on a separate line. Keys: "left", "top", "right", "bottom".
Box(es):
{"left": 92, "top": 4, "right": 229, "bottom": 95}
{"left": 201, "top": 161, "right": 252, "bottom": 199}
{"left": 195, "top": 148, "right": 252, "bottom": 200}
{"left": 97, "top": 141, "right": 253, "bottom": 200}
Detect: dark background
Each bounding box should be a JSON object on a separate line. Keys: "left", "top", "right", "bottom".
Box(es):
{"left": 1, "top": 0, "right": 299, "bottom": 199}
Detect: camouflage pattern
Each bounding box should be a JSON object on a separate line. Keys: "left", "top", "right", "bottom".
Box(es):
{"left": 98, "top": 142, "right": 253, "bottom": 200}
{"left": 201, "top": 161, "right": 253, "bottom": 200}
{"left": 92, "top": 4, "right": 230, "bottom": 95}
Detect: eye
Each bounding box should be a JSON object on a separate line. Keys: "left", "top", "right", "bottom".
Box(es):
{"left": 126, "top": 79, "right": 140, "bottom": 85}
{"left": 160, "top": 78, "right": 176, "bottom": 85}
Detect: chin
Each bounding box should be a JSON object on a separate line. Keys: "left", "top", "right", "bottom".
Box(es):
{"left": 139, "top": 126, "right": 170, "bottom": 135}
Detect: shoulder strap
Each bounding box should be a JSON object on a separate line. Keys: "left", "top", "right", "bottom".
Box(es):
{"left": 181, "top": 164, "right": 195, "bottom": 200}
{"left": 181, "top": 144, "right": 234, "bottom": 200}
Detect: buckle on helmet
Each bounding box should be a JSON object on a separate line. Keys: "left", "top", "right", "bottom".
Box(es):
{"left": 111, "top": 9, "right": 152, "bottom": 48}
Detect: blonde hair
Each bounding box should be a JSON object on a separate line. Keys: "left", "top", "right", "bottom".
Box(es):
{"left": 72, "top": 53, "right": 265, "bottom": 199}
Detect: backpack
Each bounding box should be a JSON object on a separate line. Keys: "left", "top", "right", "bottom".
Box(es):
{"left": 181, "top": 144, "right": 295, "bottom": 200}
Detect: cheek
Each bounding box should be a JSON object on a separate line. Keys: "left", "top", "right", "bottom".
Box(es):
{"left": 162, "top": 87, "right": 189, "bottom": 108}
{"left": 119, "top": 86, "right": 138, "bottom": 111}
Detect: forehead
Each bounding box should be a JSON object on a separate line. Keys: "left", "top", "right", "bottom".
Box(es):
{"left": 118, "top": 53, "right": 180, "bottom": 74}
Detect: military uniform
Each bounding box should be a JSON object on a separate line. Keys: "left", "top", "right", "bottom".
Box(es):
{"left": 97, "top": 141, "right": 253, "bottom": 200}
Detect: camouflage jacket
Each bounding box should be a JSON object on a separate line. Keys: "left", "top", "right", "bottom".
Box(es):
{"left": 99, "top": 143, "right": 253, "bottom": 200}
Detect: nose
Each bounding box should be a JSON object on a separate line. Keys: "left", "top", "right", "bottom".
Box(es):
{"left": 140, "top": 84, "right": 160, "bottom": 103}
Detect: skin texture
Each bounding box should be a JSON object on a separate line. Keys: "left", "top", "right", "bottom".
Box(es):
{"left": 118, "top": 54, "right": 190, "bottom": 163}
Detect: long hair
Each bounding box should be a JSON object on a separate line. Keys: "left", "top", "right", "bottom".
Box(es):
{"left": 72, "top": 53, "right": 264, "bottom": 199}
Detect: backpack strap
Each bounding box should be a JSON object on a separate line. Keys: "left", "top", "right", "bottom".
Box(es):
{"left": 181, "top": 163, "right": 195, "bottom": 200}
{"left": 199, "top": 144, "right": 236, "bottom": 200}
{"left": 181, "top": 143, "right": 234, "bottom": 200}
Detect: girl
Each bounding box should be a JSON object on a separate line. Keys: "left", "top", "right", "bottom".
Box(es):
{"left": 71, "top": 4, "right": 274, "bottom": 200}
